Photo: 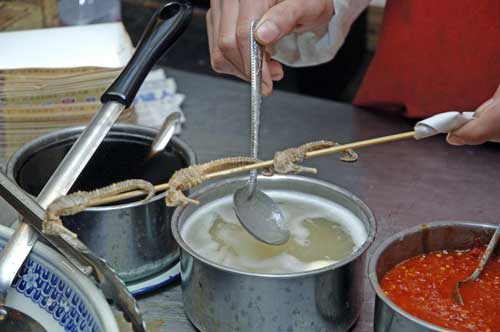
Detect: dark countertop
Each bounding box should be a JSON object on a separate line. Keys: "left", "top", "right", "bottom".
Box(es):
{"left": 135, "top": 69, "right": 500, "bottom": 331}
{"left": 0, "top": 69, "right": 498, "bottom": 331}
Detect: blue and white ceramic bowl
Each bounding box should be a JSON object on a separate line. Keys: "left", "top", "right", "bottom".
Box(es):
{"left": 0, "top": 225, "right": 119, "bottom": 332}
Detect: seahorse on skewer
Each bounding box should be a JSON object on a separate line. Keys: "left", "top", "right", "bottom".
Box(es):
{"left": 42, "top": 140, "right": 358, "bottom": 228}
{"left": 269, "top": 140, "right": 358, "bottom": 175}
{"left": 165, "top": 156, "right": 270, "bottom": 207}
{"left": 165, "top": 141, "right": 357, "bottom": 207}
{"left": 44, "top": 179, "right": 155, "bottom": 239}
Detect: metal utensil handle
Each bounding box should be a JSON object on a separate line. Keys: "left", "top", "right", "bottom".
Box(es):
{"left": 150, "top": 110, "right": 182, "bottom": 154}
{"left": 39, "top": 102, "right": 126, "bottom": 208}
{"left": 248, "top": 20, "right": 263, "bottom": 195}
{"left": 467, "top": 223, "right": 500, "bottom": 282}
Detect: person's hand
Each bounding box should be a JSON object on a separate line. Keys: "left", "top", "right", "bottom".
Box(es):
{"left": 447, "top": 85, "right": 500, "bottom": 145}
{"left": 206, "top": 0, "right": 334, "bottom": 95}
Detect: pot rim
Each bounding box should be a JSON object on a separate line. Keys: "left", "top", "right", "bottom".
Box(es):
{"left": 172, "top": 174, "right": 377, "bottom": 279}
{"left": 368, "top": 220, "right": 497, "bottom": 332}
{"left": 7, "top": 124, "right": 197, "bottom": 211}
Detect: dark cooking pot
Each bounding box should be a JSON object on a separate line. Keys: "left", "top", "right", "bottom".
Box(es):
{"left": 7, "top": 124, "right": 196, "bottom": 282}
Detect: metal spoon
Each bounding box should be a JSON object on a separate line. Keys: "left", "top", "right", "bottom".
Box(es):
{"left": 233, "top": 20, "right": 289, "bottom": 245}
{"left": 148, "top": 110, "right": 182, "bottom": 158}
{"left": 453, "top": 223, "right": 500, "bottom": 305}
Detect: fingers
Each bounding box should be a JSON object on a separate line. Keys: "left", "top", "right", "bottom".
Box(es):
{"left": 269, "top": 59, "right": 284, "bottom": 80}
{"left": 474, "top": 98, "right": 494, "bottom": 116}
{"left": 493, "top": 83, "right": 500, "bottom": 98}
{"left": 207, "top": 0, "right": 291, "bottom": 94}
{"left": 237, "top": 0, "right": 274, "bottom": 78}
{"left": 217, "top": 0, "right": 244, "bottom": 73}
{"left": 447, "top": 96, "right": 500, "bottom": 145}
{"left": 261, "top": 53, "right": 273, "bottom": 95}
{"left": 207, "top": 1, "right": 246, "bottom": 80}
{"left": 255, "top": 0, "right": 334, "bottom": 45}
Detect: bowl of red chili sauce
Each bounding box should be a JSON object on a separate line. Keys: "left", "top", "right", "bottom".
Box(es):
{"left": 369, "top": 221, "right": 499, "bottom": 332}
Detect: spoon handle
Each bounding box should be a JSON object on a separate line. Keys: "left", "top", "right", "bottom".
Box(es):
{"left": 467, "top": 223, "right": 500, "bottom": 282}
{"left": 453, "top": 222, "right": 500, "bottom": 305}
{"left": 149, "top": 110, "right": 182, "bottom": 156}
{"left": 248, "top": 20, "right": 263, "bottom": 195}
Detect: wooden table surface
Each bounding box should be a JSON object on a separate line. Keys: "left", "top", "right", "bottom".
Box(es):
{"left": 1, "top": 69, "right": 499, "bottom": 331}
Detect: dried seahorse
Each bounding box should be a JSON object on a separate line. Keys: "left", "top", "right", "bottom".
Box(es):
{"left": 270, "top": 140, "right": 358, "bottom": 175}
{"left": 44, "top": 179, "right": 155, "bottom": 239}
{"left": 166, "top": 156, "right": 269, "bottom": 207}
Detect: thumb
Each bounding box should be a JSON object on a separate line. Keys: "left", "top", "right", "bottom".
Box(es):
{"left": 493, "top": 83, "right": 500, "bottom": 98}
{"left": 255, "top": 0, "right": 332, "bottom": 45}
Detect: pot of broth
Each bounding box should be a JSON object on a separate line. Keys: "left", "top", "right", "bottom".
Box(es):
{"left": 369, "top": 221, "right": 499, "bottom": 332}
{"left": 7, "top": 124, "right": 196, "bottom": 283}
{"left": 172, "top": 175, "right": 376, "bottom": 332}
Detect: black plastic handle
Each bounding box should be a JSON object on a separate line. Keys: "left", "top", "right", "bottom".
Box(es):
{"left": 101, "top": 0, "right": 192, "bottom": 107}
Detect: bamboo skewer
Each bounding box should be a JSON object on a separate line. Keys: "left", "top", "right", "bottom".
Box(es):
{"left": 89, "top": 131, "right": 416, "bottom": 207}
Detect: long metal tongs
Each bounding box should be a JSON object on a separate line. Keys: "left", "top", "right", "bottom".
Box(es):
{"left": 0, "top": 2, "right": 192, "bottom": 332}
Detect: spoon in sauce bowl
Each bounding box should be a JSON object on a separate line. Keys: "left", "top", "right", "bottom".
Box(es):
{"left": 233, "top": 20, "right": 289, "bottom": 245}
{"left": 453, "top": 223, "right": 500, "bottom": 305}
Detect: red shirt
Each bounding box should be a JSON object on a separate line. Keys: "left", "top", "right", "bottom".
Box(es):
{"left": 354, "top": 0, "right": 500, "bottom": 118}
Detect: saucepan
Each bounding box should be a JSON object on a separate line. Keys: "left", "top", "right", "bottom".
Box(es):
{"left": 172, "top": 175, "right": 376, "bottom": 332}
{"left": 369, "top": 221, "right": 499, "bottom": 332}
{"left": 7, "top": 124, "right": 196, "bottom": 283}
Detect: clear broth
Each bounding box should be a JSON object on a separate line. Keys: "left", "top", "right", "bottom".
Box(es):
{"left": 182, "top": 191, "right": 367, "bottom": 274}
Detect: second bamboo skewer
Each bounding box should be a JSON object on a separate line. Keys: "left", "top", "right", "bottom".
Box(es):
{"left": 89, "top": 131, "right": 417, "bottom": 207}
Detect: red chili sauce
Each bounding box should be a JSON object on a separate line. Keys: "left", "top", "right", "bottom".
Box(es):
{"left": 381, "top": 247, "right": 500, "bottom": 332}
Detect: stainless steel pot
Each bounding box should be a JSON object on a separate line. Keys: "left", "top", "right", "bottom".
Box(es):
{"left": 369, "top": 221, "right": 499, "bottom": 332}
{"left": 172, "top": 175, "right": 377, "bottom": 332}
{"left": 7, "top": 124, "right": 196, "bottom": 282}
